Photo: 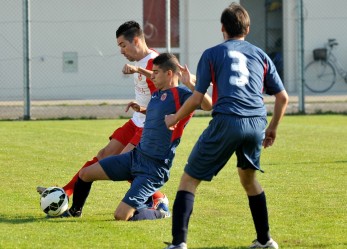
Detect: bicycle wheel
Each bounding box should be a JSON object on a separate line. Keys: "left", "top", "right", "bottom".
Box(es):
{"left": 304, "top": 60, "right": 336, "bottom": 93}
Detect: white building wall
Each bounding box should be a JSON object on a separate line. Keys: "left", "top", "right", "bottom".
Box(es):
{"left": 283, "top": 0, "right": 299, "bottom": 93}
{"left": 183, "top": 0, "right": 234, "bottom": 73}
{"left": 1, "top": 0, "right": 347, "bottom": 102}
{"left": 0, "top": 0, "right": 233, "bottom": 101}
{"left": 29, "top": 0, "right": 143, "bottom": 100}
{"left": 0, "top": 0, "right": 23, "bottom": 100}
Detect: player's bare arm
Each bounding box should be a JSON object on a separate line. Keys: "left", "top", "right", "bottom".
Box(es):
{"left": 178, "top": 64, "right": 212, "bottom": 112}
{"left": 177, "top": 64, "right": 196, "bottom": 88}
{"left": 263, "top": 89, "right": 289, "bottom": 148}
{"left": 122, "top": 64, "right": 153, "bottom": 78}
{"left": 165, "top": 91, "right": 206, "bottom": 130}
{"left": 125, "top": 101, "right": 147, "bottom": 114}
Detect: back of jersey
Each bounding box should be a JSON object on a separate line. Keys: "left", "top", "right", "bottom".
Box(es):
{"left": 195, "top": 39, "right": 284, "bottom": 117}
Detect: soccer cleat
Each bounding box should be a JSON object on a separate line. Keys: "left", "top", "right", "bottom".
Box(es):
{"left": 163, "top": 242, "right": 187, "bottom": 249}
{"left": 37, "top": 186, "right": 47, "bottom": 195}
{"left": 249, "top": 238, "right": 279, "bottom": 249}
{"left": 46, "top": 209, "right": 82, "bottom": 218}
{"left": 156, "top": 197, "right": 170, "bottom": 218}
{"left": 152, "top": 194, "right": 169, "bottom": 209}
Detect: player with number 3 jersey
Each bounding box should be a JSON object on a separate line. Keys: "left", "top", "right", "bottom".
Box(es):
{"left": 164, "top": 3, "right": 288, "bottom": 249}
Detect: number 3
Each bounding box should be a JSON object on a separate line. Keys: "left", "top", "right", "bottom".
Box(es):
{"left": 228, "top": 50, "right": 249, "bottom": 87}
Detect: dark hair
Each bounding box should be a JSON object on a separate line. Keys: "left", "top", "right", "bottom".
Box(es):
{"left": 153, "top": 53, "right": 179, "bottom": 73}
{"left": 221, "top": 2, "right": 250, "bottom": 38}
{"left": 116, "top": 21, "right": 143, "bottom": 42}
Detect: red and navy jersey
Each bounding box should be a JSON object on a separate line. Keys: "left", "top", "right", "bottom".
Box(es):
{"left": 136, "top": 85, "right": 193, "bottom": 166}
{"left": 195, "top": 39, "right": 285, "bottom": 117}
{"left": 132, "top": 49, "right": 159, "bottom": 127}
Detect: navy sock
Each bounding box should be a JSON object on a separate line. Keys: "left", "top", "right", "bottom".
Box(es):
{"left": 70, "top": 177, "right": 92, "bottom": 214}
{"left": 248, "top": 192, "right": 270, "bottom": 244}
{"left": 172, "top": 190, "right": 195, "bottom": 245}
{"left": 129, "top": 208, "right": 164, "bottom": 221}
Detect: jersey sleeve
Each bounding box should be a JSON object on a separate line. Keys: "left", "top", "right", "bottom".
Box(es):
{"left": 179, "top": 86, "right": 193, "bottom": 103}
{"left": 263, "top": 55, "right": 285, "bottom": 95}
{"left": 195, "top": 50, "right": 213, "bottom": 95}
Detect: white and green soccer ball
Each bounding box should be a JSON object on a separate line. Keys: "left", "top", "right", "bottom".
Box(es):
{"left": 40, "top": 187, "right": 68, "bottom": 216}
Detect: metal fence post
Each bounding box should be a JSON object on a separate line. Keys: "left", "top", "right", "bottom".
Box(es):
{"left": 298, "top": 0, "right": 305, "bottom": 113}
{"left": 166, "top": 0, "right": 171, "bottom": 53}
{"left": 23, "top": 0, "right": 31, "bottom": 120}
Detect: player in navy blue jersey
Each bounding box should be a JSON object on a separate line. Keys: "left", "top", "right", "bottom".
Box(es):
{"left": 55, "top": 53, "right": 212, "bottom": 221}
{"left": 164, "top": 3, "right": 288, "bottom": 249}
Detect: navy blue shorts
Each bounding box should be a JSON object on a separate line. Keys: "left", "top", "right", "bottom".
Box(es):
{"left": 99, "top": 149, "right": 168, "bottom": 209}
{"left": 184, "top": 114, "right": 267, "bottom": 181}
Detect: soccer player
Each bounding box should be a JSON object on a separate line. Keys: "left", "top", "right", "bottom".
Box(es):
{"left": 37, "top": 21, "right": 167, "bottom": 208}
{"left": 56, "top": 53, "right": 212, "bottom": 220}
{"left": 164, "top": 3, "right": 288, "bottom": 249}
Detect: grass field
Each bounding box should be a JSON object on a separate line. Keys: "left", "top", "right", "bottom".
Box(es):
{"left": 0, "top": 115, "right": 346, "bottom": 249}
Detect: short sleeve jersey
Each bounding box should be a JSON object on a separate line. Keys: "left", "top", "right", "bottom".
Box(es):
{"left": 195, "top": 40, "right": 285, "bottom": 117}
{"left": 132, "top": 49, "right": 159, "bottom": 127}
{"left": 137, "top": 86, "right": 193, "bottom": 166}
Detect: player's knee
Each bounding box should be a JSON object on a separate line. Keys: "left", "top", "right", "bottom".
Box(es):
{"left": 96, "top": 148, "right": 106, "bottom": 159}
{"left": 239, "top": 177, "right": 263, "bottom": 195}
{"left": 113, "top": 210, "right": 128, "bottom": 221}
{"left": 240, "top": 179, "right": 253, "bottom": 192}
{"left": 78, "top": 168, "right": 88, "bottom": 181}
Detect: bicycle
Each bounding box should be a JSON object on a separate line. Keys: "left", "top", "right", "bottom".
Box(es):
{"left": 304, "top": 38, "right": 347, "bottom": 93}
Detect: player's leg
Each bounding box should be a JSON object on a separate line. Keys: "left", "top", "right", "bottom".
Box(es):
{"left": 115, "top": 201, "right": 167, "bottom": 221}
{"left": 114, "top": 201, "right": 137, "bottom": 220}
{"left": 238, "top": 168, "right": 275, "bottom": 248}
{"left": 60, "top": 138, "right": 125, "bottom": 196}
{"left": 123, "top": 124, "right": 168, "bottom": 209}
{"left": 65, "top": 152, "right": 133, "bottom": 218}
{"left": 37, "top": 156, "right": 99, "bottom": 196}
{"left": 36, "top": 120, "right": 132, "bottom": 196}
{"left": 169, "top": 115, "right": 239, "bottom": 248}
{"left": 119, "top": 174, "right": 167, "bottom": 221}
{"left": 236, "top": 117, "right": 278, "bottom": 248}
{"left": 168, "top": 172, "right": 200, "bottom": 247}
{"left": 56, "top": 119, "right": 134, "bottom": 196}
{"left": 238, "top": 168, "right": 263, "bottom": 195}
{"left": 61, "top": 161, "right": 111, "bottom": 217}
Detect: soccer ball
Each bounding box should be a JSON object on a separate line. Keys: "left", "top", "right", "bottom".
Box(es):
{"left": 40, "top": 187, "right": 68, "bottom": 216}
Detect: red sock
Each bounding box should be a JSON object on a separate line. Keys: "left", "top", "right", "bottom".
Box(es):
{"left": 63, "top": 157, "right": 99, "bottom": 197}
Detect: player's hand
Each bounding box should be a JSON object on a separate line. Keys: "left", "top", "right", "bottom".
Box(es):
{"left": 125, "top": 101, "right": 140, "bottom": 112}
{"left": 122, "top": 64, "right": 138, "bottom": 75}
{"left": 178, "top": 64, "right": 196, "bottom": 86}
{"left": 165, "top": 114, "right": 178, "bottom": 130}
{"left": 263, "top": 128, "right": 276, "bottom": 148}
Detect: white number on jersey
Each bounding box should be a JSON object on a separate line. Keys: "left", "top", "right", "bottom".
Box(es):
{"left": 228, "top": 50, "right": 249, "bottom": 87}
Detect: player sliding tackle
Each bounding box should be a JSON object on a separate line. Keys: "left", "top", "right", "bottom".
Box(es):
{"left": 53, "top": 53, "right": 212, "bottom": 220}
{"left": 37, "top": 20, "right": 168, "bottom": 211}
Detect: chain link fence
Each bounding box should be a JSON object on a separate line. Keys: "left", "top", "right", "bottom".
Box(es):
{"left": 1, "top": 0, "right": 347, "bottom": 120}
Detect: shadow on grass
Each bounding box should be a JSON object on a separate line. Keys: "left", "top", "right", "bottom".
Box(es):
{"left": 266, "top": 160, "right": 347, "bottom": 166}
{"left": 0, "top": 214, "right": 83, "bottom": 224}
{"left": 0, "top": 214, "right": 38, "bottom": 224}
{"left": 189, "top": 243, "right": 347, "bottom": 249}
{"left": 280, "top": 241, "right": 347, "bottom": 248}
{"left": 192, "top": 247, "right": 248, "bottom": 249}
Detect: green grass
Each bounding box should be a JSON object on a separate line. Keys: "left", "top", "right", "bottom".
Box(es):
{"left": 0, "top": 115, "right": 346, "bottom": 249}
